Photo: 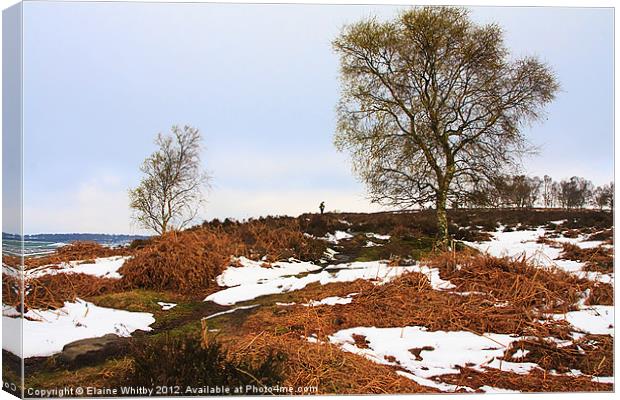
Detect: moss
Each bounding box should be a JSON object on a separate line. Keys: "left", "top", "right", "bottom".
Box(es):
{"left": 152, "top": 320, "right": 203, "bottom": 338}
{"left": 355, "top": 236, "right": 436, "bottom": 262}
{"left": 89, "top": 289, "right": 167, "bottom": 313}
{"left": 88, "top": 289, "right": 210, "bottom": 331}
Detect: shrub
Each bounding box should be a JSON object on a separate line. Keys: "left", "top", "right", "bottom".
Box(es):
{"left": 235, "top": 219, "right": 327, "bottom": 262}
{"left": 128, "top": 238, "right": 153, "bottom": 250}
{"left": 230, "top": 331, "right": 433, "bottom": 394}
{"left": 559, "top": 243, "right": 614, "bottom": 273}
{"left": 2, "top": 274, "right": 21, "bottom": 309}
{"left": 389, "top": 225, "right": 417, "bottom": 240}
{"left": 587, "top": 228, "right": 613, "bottom": 243}
{"left": 119, "top": 230, "right": 241, "bottom": 295}
{"left": 298, "top": 214, "right": 351, "bottom": 237}
{"left": 585, "top": 283, "right": 613, "bottom": 306}
{"left": 426, "top": 251, "right": 597, "bottom": 313}
{"left": 126, "top": 335, "right": 283, "bottom": 390}
{"left": 120, "top": 220, "right": 326, "bottom": 295}
{"left": 505, "top": 334, "right": 613, "bottom": 376}
{"left": 26, "top": 273, "right": 120, "bottom": 310}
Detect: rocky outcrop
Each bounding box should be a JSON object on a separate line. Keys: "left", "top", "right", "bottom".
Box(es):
{"left": 58, "top": 334, "right": 130, "bottom": 368}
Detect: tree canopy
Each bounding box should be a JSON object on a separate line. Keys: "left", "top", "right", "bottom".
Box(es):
{"left": 129, "top": 125, "right": 209, "bottom": 235}
{"left": 333, "top": 6, "right": 559, "bottom": 246}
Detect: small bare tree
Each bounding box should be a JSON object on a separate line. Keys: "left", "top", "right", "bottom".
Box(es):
{"left": 592, "top": 183, "right": 613, "bottom": 210}
{"left": 129, "top": 125, "right": 209, "bottom": 235}
{"left": 333, "top": 7, "right": 558, "bottom": 247}
{"left": 542, "top": 175, "right": 554, "bottom": 208}
{"left": 558, "top": 176, "right": 593, "bottom": 209}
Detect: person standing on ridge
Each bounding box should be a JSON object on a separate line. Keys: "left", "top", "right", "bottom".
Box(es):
{"left": 319, "top": 201, "right": 325, "bottom": 215}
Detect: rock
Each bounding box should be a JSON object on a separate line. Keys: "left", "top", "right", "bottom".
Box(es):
{"left": 59, "top": 334, "right": 130, "bottom": 368}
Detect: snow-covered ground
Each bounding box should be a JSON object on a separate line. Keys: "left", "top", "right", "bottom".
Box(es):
{"left": 157, "top": 302, "right": 177, "bottom": 311}
{"left": 366, "top": 233, "right": 391, "bottom": 241}
{"left": 2, "top": 255, "right": 152, "bottom": 358}
{"left": 323, "top": 230, "right": 354, "bottom": 244}
{"left": 463, "top": 226, "right": 612, "bottom": 284}
{"left": 3, "top": 221, "right": 613, "bottom": 389}
{"left": 330, "top": 326, "right": 540, "bottom": 392}
{"left": 205, "top": 259, "right": 454, "bottom": 305}
{"left": 215, "top": 257, "right": 322, "bottom": 287}
{"left": 2, "top": 299, "right": 154, "bottom": 358}
{"left": 26, "top": 256, "right": 130, "bottom": 280}
{"left": 549, "top": 306, "right": 614, "bottom": 337}
{"left": 2, "top": 255, "right": 129, "bottom": 282}
{"left": 322, "top": 225, "right": 613, "bottom": 392}
{"left": 329, "top": 313, "right": 615, "bottom": 393}
{"left": 232, "top": 223, "right": 612, "bottom": 393}
{"left": 462, "top": 226, "right": 614, "bottom": 362}
{"left": 304, "top": 295, "right": 355, "bottom": 307}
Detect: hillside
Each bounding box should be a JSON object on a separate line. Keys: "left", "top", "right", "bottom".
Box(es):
{"left": 1, "top": 209, "right": 613, "bottom": 395}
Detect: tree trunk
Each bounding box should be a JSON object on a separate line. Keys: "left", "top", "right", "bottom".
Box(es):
{"left": 436, "top": 191, "right": 449, "bottom": 249}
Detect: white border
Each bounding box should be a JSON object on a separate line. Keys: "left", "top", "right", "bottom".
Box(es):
{"left": 0, "top": 2, "right": 616, "bottom": 400}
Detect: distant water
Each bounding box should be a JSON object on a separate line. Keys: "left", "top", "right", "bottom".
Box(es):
{"left": 2, "top": 239, "right": 66, "bottom": 257}
{"left": 1, "top": 233, "right": 149, "bottom": 258}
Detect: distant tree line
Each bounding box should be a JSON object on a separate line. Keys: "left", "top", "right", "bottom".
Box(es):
{"left": 457, "top": 175, "right": 613, "bottom": 210}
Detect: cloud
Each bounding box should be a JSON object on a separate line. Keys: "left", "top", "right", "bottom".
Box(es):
{"left": 23, "top": 175, "right": 139, "bottom": 234}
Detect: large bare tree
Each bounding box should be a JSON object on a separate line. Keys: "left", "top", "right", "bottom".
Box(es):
{"left": 129, "top": 125, "right": 209, "bottom": 235}
{"left": 333, "top": 7, "right": 558, "bottom": 247}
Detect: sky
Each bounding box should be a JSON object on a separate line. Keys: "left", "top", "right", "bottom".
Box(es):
{"left": 7, "top": 2, "right": 615, "bottom": 234}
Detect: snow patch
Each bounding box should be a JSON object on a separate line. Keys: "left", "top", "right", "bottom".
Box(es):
{"left": 512, "top": 349, "right": 529, "bottom": 359}
{"left": 592, "top": 376, "right": 614, "bottom": 384}
{"left": 157, "top": 302, "right": 177, "bottom": 311}
{"left": 2, "top": 299, "right": 154, "bottom": 358}
{"left": 366, "top": 233, "right": 391, "bottom": 241}
{"left": 202, "top": 305, "right": 259, "bottom": 320}
{"left": 324, "top": 231, "right": 353, "bottom": 243}
{"left": 396, "top": 370, "right": 469, "bottom": 392}
{"left": 465, "top": 227, "right": 613, "bottom": 283}
{"left": 27, "top": 256, "right": 130, "bottom": 280}
{"left": 323, "top": 248, "right": 338, "bottom": 260}
{"left": 479, "top": 386, "right": 521, "bottom": 394}
{"left": 330, "top": 326, "right": 538, "bottom": 392}
{"left": 216, "top": 257, "right": 321, "bottom": 287}
{"left": 205, "top": 260, "right": 440, "bottom": 305}
{"left": 549, "top": 306, "right": 614, "bottom": 336}
{"left": 304, "top": 295, "right": 354, "bottom": 307}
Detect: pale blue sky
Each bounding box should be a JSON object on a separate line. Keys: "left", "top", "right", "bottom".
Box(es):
{"left": 15, "top": 2, "right": 614, "bottom": 234}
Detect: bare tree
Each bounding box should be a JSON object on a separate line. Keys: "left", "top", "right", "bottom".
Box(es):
{"left": 129, "top": 125, "right": 210, "bottom": 235}
{"left": 333, "top": 7, "right": 558, "bottom": 247}
{"left": 593, "top": 183, "right": 614, "bottom": 210}
{"left": 558, "top": 176, "right": 593, "bottom": 209}
{"left": 551, "top": 181, "right": 561, "bottom": 208}
{"left": 542, "top": 175, "right": 554, "bottom": 208}
{"left": 510, "top": 175, "right": 541, "bottom": 208}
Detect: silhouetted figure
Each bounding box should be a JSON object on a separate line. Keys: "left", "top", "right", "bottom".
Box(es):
{"left": 319, "top": 201, "right": 325, "bottom": 215}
